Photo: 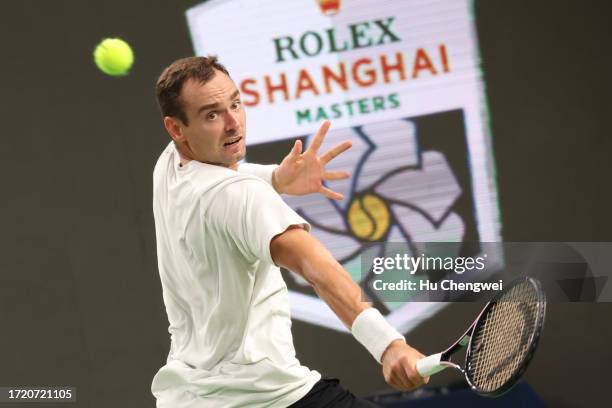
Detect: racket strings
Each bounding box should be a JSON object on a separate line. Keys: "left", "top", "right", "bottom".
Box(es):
{"left": 468, "top": 280, "right": 541, "bottom": 392}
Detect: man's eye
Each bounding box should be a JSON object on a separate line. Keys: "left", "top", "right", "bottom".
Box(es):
{"left": 207, "top": 112, "right": 217, "bottom": 120}
{"left": 231, "top": 101, "right": 241, "bottom": 110}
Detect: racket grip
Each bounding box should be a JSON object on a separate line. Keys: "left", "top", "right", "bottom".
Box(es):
{"left": 416, "top": 353, "right": 447, "bottom": 377}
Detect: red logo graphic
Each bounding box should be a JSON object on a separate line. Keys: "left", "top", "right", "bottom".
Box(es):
{"left": 317, "top": 0, "right": 341, "bottom": 16}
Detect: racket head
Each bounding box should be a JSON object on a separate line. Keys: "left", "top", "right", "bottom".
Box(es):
{"left": 464, "top": 276, "right": 546, "bottom": 397}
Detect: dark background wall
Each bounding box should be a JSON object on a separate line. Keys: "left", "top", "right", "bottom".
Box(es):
{"left": 0, "top": 1, "right": 610, "bottom": 407}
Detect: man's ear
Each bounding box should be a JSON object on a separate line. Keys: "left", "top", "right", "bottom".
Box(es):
{"left": 163, "top": 116, "right": 186, "bottom": 143}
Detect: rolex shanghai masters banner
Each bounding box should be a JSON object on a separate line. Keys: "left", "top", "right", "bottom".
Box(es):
{"left": 186, "top": 0, "right": 502, "bottom": 333}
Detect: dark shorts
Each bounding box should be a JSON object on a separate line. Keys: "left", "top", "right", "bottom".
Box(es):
{"left": 289, "top": 378, "right": 380, "bottom": 408}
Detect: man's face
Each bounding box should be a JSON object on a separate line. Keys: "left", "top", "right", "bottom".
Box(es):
{"left": 175, "top": 71, "right": 246, "bottom": 168}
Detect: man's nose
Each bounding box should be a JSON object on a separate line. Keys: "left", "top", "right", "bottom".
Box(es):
{"left": 224, "top": 110, "right": 240, "bottom": 132}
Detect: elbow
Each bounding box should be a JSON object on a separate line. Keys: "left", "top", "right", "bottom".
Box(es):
{"left": 283, "top": 255, "right": 317, "bottom": 287}
{"left": 270, "top": 227, "right": 336, "bottom": 289}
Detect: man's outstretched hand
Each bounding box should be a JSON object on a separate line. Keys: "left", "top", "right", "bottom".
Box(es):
{"left": 381, "top": 340, "right": 430, "bottom": 392}
{"left": 272, "top": 121, "right": 352, "bottom": 200}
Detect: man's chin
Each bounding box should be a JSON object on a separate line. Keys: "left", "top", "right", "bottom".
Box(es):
{"left": 238, "top": 145, "right": 247, "bottom": 160}
{"left": 224, "top": 150, "right": 246, "bottom": 169}
{"left": 232, "top": 148, "right": 246, "bottom": 162}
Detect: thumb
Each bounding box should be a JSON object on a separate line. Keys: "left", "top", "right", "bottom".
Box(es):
{"left": 290, "top": 139, "right": 302, "bottom": 157}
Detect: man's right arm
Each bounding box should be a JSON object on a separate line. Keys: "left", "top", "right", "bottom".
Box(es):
{"left": 270, "top": 227, "right": 429, "bottom": 392}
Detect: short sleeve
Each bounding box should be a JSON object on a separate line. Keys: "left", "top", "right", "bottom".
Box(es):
{"left": 237, "top": 163, "right": 278, "bottom": 186}
{"left": 204, "top": 177, "right": 309, "bottom": 264}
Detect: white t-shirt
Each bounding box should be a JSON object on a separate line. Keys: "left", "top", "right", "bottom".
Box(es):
{"left": 151, "top": 142, "right": 321, "bottom": 407}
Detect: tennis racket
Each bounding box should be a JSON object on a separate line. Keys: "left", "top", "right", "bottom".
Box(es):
{"left": 416, "top": 276, "right": 546, "bottom": 397}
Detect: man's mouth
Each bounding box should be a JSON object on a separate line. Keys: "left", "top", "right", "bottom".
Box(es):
{"left": 223, "top": 137, "right": 242, "bottom": 147}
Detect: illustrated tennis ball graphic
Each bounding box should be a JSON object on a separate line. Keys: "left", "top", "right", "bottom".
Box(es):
{"left": 347, "top": 194, "right": 391, "bottom": 241}
{"left": 93, "top": 38, "right": 134, "bottom": 76}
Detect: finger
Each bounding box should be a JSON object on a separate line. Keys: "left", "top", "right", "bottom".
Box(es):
{"left": 290, "top": 139, "right": 302, "bottom": 158}
{"left": 320, "top": 140, "right": 352, "bottom": 164}
{"left": 319, "top": 186, "right": 343, "bottom": 201}
{"left": 392, "top": 374, "right": 415, "bottom": 392}
{"left": 411, "top": 356, "right": 429, "bottom": 386}
{"left": 323, "top": 171, "right": 350, "bottom": 181}
{"left": 402, "top": 378, "right": 417, "bottom": 392}
{"left": 384, "top": 371, "right": 405, "bottom": 392}
{"left": 307, "top": 120, "right": 330, "bottom": 154}
{"left": 388, "top": 378, "right": 408, "bottom": 392}
{"left": 405, "top": 364, "right": 426, "bottom": 388}
{"left": 385, "top": 366, "right": 414, "bottom": 392}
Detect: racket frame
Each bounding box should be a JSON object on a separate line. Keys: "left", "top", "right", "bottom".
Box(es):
{"left": 417, "top": 276, "right": 547, "bottom": 397}
{"left": 465, "top": 276, "right": 546, "bottom": 397}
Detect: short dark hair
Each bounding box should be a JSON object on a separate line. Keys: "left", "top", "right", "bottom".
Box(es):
{"left": 155, "top": 56, "right": 230, "bottom": 125}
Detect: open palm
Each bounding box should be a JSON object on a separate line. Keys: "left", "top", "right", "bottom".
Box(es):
{"left": 273, "top": 121, "right": 352, "bottom": 200}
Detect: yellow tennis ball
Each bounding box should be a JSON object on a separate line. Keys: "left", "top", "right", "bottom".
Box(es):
{"left": 348, "top": 194, "right": 390, "bottom": 241}
{"left": 94, "top": 38, "right": 134, "bottom": 76}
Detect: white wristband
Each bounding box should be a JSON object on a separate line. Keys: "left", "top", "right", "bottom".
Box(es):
{"left": 351, "top": 308, "right": 405, "bottom": 364}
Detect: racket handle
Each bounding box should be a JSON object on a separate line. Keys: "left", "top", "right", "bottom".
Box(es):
{"left": 416, "top": 353, "right": 447, "bottom": 377}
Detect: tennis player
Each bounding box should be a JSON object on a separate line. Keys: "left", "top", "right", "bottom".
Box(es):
{"left": 151, "top": 56, "right": 429, "bottom": 408}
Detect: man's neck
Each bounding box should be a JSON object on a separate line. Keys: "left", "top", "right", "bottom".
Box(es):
{"left": 175, "top": 143, "right": 238, "bottom": 171}
{"left": 174, "top": 142, "right": 193, "bottom": 168}
{"left": 179, "top": 155, "right": 191, "bottom": 167}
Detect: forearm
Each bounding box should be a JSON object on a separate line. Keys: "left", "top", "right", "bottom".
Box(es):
{"left": 302, "top": 244, "right": 370, "bottom": 327}
{"left": 271, "top": 228, "right": 406, "bottom": 363}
